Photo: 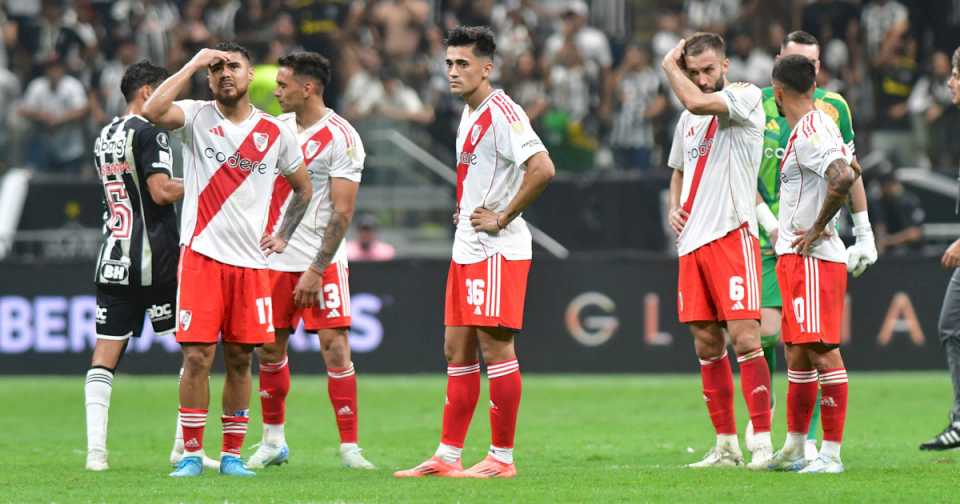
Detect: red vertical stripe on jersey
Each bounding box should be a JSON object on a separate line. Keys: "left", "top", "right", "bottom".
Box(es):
{"left": 265, "top": 126, "right": 334, "bottom": 234}
{"left": 681, "top": 117, "right": 719, "bottom": 215}
{"left": 456, "top": 108, "right": 495, "bottom": 206}
{"left": 191, "top": 118, "right": 282, "bottom": 241}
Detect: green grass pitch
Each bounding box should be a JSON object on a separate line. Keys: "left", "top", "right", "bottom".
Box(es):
{"left": 4, "top": 372, "right": 960, "bottom": 503}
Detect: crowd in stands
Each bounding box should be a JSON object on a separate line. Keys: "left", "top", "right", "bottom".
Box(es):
{"left": 1, "top": 0, "right": 959, "bottom": 180}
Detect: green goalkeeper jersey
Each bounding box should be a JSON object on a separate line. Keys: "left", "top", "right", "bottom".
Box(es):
{"left": 758, "top": 87, "right": 855, "bottom": 252}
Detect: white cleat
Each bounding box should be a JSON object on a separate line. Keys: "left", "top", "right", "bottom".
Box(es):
{"left": 687, "top": 445, "right": 743, "bottom": 468}
{"left": 246, "top": 442, "right": 289, "bottom": 469}
{"left": 747, "top": 445, "right": 774, "bottom": 470}
{"left": 170, "top": 446, "right": 221, "bottom": 471}
{"left": 766, "top": 447, "right": 807, "bottom": 472}
{"left": 86, "top": 450, "right": 109, "bottom": 471}
{"left": 804, "top": 439, "right": 819, "bottom": 463}
{"left": 340, "top": 445, "right": 376, "bottom": 469}
{"left": 745, "top": 406, "right": 775, "bottom": 452}
{"left": 798, "top": 453, "right": 844, "bottom": 474}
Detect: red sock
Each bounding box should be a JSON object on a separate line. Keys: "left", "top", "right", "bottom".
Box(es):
{"left": 819, "top": 368, "right": 849, "bottom": 442}
{"left": 259, "top": 355, "right": 290, "bottom": 426}
{"left": 786, "top": 369, "right": 819, "bottom": 434}
{"left": 737, "top": 348, "right": 772, "bottom": 433}
{"left": 441, "top": 361, "right": 480, "bottom": 448}
{"left": 179, "top": 407, "right": 206, "bottom": 454}
{"left": 488, "top": 359, "right": 522, "bottom": 449}
{"left": 328, "top": 362, "right": 358, "bottom": 444}
{"left": 221, "top": 415, "right": 249, "bottom": 456}
{"left": 699, "top": 350, "right": 736, "bottom": 435}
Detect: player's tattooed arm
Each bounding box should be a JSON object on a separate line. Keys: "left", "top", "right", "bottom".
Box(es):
{"left": 792, "top": 159, "right": 858, "bottom": 255}
{"left": 294, "top": 178, "right": 359, "bottom": 308}
{"left": 262, "top": 165, "right": 312, "bottom": 256}
{"left": 845, "top": 158, "right": 867, "bottom": 212}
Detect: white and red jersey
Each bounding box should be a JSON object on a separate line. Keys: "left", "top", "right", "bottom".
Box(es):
{"left": 453, "top": 89, "right": 547, "bottom": 265}
{"left": 668, "top": 82, "right": 765, "bottom": 256}
{"left": 173, "top": 100, "right": 303, "bottom": 268}
{"left": 266, "top": 110, "right": 364, "bottom": 272}
{"left": 775, "top": 110, "right": 853, "bottom": 263}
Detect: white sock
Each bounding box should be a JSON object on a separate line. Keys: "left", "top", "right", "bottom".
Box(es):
{"left": 340, "top": 442, "right": 359, "bottom": 454}
{"left": 784, "top": 432, "right": 806, "bottom": 453}
{"left": 751, "top": 431, "right": 772, "bottom": 450}
{"left": 434, "top": 443, "right": 462, "bottom": 464}
{"left": 489, "top": 445, "right": 513, "bottom": 464}
{"left": 716, "top": 434, "right": 739, "bottom": 451}
{"left": 264, "top": 423, "right": 285, "bottom": 446}
{"left": 85, "top": 368, "right": 114, "bottom": 454}
{"left": 820, "top": 440, "right": 841, "bottom": 459}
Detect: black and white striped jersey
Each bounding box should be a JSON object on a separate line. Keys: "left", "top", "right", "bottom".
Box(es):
{"left": 93, "top": 115, "right": 179, "bottom": 288}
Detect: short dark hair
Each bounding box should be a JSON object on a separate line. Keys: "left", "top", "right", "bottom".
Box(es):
{"left": 684, "top": 32, "right": 725, "bottom": 58}
{"left": 772, "top": 54, "right": 816, "bottom": 94}
{"left": 120, "top": 59, "right": 170, "bottom": 102}
{"left": 782, "top": 30, "right": 819, "bottom": 50}
{"left": 212, "top": 41, "right": 251, "bottom": 63}
{"left": 278, "top": 51, "right": 331, "bottom": 87}
{"left": 444, "top": 25, "right": 496, "bottom": 58}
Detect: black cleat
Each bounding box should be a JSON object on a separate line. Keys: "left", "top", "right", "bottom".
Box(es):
{"left": 920, "top": 422, "right": 960, "bottom": 451}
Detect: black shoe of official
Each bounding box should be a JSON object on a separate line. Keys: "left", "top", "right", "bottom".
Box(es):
{"left": 919, "top": 422, "right": 960, "bottom": 451}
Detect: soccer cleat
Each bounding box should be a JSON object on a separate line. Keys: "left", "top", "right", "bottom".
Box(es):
{"left": 452, "top": 455, "right": 517, "bottom": 479}
{"left": 340, "top": 445, "right": 376, "bottom": 469}
{"left": 85, "top": 450, "right": 109, "bottom": 472}
{"left": 766, "top": 448, "right": 807, "bottom": 472}
{"left": 804, "top": 439, "right": 819, "bottom": 462}
{"left": 746, "top": 445, "right": 774, "bottom": 470}
{"left": 169, "top": 456, "right": 203, "bottom": 477}
{"left": 745, "top": 404, "right": 775, "bottom": 452}
{"left": 798, "top": 453, "right": 844, "bottom": 474}
{"left": 170, "top": 447, "right": 221, "bottom": 471}
{"left": 247, "top": 442, "right": 289, "bottom": 469}
{"left": 687, "top": 445, "right": 744, "bottom": 468}
{"left": 219, "top": 455, "right": 256, "bottom": 477}
{"left": 919, "top": 422, "right": 960, "bottom": 451}
{"left": 393, "top": 456, "right": 462, "bottom": 478}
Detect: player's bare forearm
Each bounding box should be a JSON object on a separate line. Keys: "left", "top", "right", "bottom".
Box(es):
{"left": 144, "top": 49, "right": 232, "bottom": 129}
{"left": 146, "top": 174, "right": 184, "bottom": 205}
{"left": 275, "top": 175, "right": 312, "bottom": 242}
{"left": 310, "top": 178, "right": 358, "bottom": 273}
{"left": 813, "top": 160, "right": 857, "bottom": 233}
{"left": 498, "top": 152, "right": 555, "bottom": 225}
{"left": 846, "top": 158, "right": 867, "bottom": 213}
{"left": 660, "top": 42, "right": 727, "bottom": 116}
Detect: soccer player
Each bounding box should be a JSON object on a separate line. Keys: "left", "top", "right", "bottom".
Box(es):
{"left": 765, "top": 54, "right": 858, "bottom": 473}
{"left": 142, "top": 42, "right": 312, "bottom": 477}
{"left": 922, "top": 46, "right": 960, "bottom": 451}
{"left": 661, "top": 33, "right": 773, "bottom": 468}
{"left": 394, "top": 26, "right": 555, "bottom": 479}
{"left": 749, "top": 30, "right": 877, "bottom": 461}
{"left": 85, "top": 60, "right": 184, "bottom": 472}
{"left": 245, "top": 51, "right": 375, "bottom": 470}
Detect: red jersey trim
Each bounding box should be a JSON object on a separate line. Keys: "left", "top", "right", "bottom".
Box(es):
{"left": 681, "top": 116, "right": 719, "bottom": 215}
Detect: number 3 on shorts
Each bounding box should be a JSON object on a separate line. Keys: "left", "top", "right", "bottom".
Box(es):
{"left": 256, "top": 297, "right": 275, "bottom": 333}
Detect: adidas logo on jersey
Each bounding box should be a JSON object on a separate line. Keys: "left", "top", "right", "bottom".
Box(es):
{"left": 327, "top": 308, "right": 341, "bottom": 318}
{"left": 209, "top": 125, "right": 225, "bottom": 137}
{"left": 337, "top": 406, "right": 353, "bottom": 416}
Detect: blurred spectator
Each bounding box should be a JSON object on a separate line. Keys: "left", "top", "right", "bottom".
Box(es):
{"left": 861, "top": 0, "right": 909, "bottom": 58}
{"left": 341, "top": 44, "right": 383, "bottom": 122}
{"left": 347, "top": 214, "right": 396, "bottom": 262}
{"left": 543, "top": 1, "right": 612, "bottom": 94}
{"left": 684, "top": 0, "right": 742, "bottom": 33}
{"left": 376, "top": 66, "right": 435, "bottom": 126}
{"left": 543, "top": 40, "right": 595, "bottom": 172}
{"left": 25, "top": 0, "right": 95, "bottom": 77}
{"left": 97, "top": 37, "right": 139, "bottom": 121}
{"left": 871, "top": 171, "right": 924, "bottom": 255}
{"left": 871, "top": 30, "right": 919, "bottom": 166}
{"left": 0, "top": 64, "right": 19, "bottom": 168}
{"left": 505, "top": 49, "right": 548, "bottom": 124}
{"left": 17, "top": 56, "right": 89, "bottom": 172}
{"left": 204, "top": 0, "right": 241, "bottom": 41}
{"left": 607, "top": 44, "right": 665, "bottom": 173}
{"left": 726, "top": 29, "right": 773, "bottom": 86}
{"left": 909, "top": 50, "right": 960, "bottom": 171}
{"left": 651, "top": 9, "right": 682, "bottom": 64}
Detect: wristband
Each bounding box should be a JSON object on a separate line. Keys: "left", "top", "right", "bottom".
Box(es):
{"left": 756, "top": 203, "right": 779, "bottom": 233}
{"left": 851, "top": 211, "right": 872, "bottom": 238}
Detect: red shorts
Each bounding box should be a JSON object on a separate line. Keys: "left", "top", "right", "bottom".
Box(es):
{"left": 678, "top": 225, "right": 761, "bottom": 323}
{"left": 776, "top": 254, "right": 847, "bottom": 345}
{"left": 175, "top": 246, "right": 273, "bottom": 344}
{"left": 444, "top": 254, "right": 531, "bottom": 331}
{"left": 269, "top": 262, "right": 351, "bottom": 332}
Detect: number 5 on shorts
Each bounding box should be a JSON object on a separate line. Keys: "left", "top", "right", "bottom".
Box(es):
{"left": 256, "top": 297, "right": 275, "bottom": 333}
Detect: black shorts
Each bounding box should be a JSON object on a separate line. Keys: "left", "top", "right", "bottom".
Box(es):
{"left": 95, "top": 284, "right": 177, "bottom": 340}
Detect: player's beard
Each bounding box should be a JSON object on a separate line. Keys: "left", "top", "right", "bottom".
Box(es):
{"left": 700, "top": 73, "right": 725, "bottom": 93}
{"left": 214, "top": 83, "right": 248, "bottom": 107}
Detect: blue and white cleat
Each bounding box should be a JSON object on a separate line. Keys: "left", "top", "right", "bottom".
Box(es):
{"left": 798, "top": 453, "right": 844, "bottom": 474}
{"left": 247, "top": 442, "right": 288, "bottom": 469}
{"left": 766, "top": 448, "right": 807, "bottom": 472}
{"left": 169, "top": 456, "right": 203, "bottom": 477}
{"left": 219, "top": 455, "right": 256, "bottom": 477}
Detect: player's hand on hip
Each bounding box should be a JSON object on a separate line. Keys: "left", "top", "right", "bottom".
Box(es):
{"left": 260, "top": 233, "right": 288, "bottom": 256}
{"left": 470, "top": 207, "right": 503, "bottom": 233}
{"left": 294, "top": 267, "right": 322, "bottom": 308}
{"left": 942, "top": 238, "right": 960, "bottom": 269}
{"left": 668, "top": 207, "right": 688, "bottom": 236}
{"left": 791, "top": 226, "right": 830, "bottom": 256}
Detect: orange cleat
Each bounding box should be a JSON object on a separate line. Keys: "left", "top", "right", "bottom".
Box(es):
{"left": 452, "top": 455, "right": 517, "bottom": 479}
{"left": 393, "top": 456, "right": 463, "bottom": 478}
